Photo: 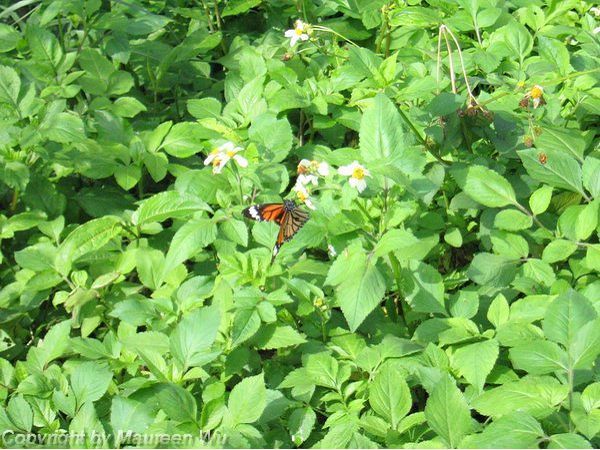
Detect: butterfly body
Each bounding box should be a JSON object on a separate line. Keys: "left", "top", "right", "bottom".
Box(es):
{"left": 243, "top": 200, "right": 309, "bottom": 261}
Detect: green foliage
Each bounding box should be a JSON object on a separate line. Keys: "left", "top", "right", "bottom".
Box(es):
{"left": 0, "top": 0, "right": 599, "bottom": 448}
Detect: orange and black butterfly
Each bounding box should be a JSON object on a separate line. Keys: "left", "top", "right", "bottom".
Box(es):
{"left": 243, "top": 200, "right": 309, "bottom": 261}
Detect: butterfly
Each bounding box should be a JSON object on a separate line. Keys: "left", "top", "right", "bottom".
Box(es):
{"left": 242, "top": 200, "right": 309, "bottom": 261}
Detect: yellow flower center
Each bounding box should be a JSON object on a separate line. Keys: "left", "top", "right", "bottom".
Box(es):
{"left": 226, "top": 150, "right": 236, "bottom": 157}
{"left": 212, "top": 157, "right": 221, "bottom": 166}
{"left": 297, "top": 190, "right": 308, "bottom": 201}
{"left": 352, "top": 167, "right": 365, "bottom": 180}
{"left": 530, "top": 85, "right": 543, "bottom": 99}
{"left": 295, "top": 27, "right": 304, "bottom": 35}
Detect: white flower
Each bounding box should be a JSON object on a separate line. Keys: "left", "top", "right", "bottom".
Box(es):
{"left": 590, "top": 6, "right": 600, "bottom": 17}
{"left": 297, "top": 159, "right": 329, "bottom": 186}
{"left": 297, "top": 173, "right": 319, "bottom": 186}
{"left": 338, "top": 161, "right": 371, "bottom": 193}
{"left": 292, "top": 183, "right": 316, "bottom": 210}
{"left": 284, "top": 20, "right": 310, "bottom": 47}
{"left": 316, "top": 161, "right": 329, "bottom": 176}
{"left": 327, "top": 244, "right": 337, "bottom": 257}
{"left": 203, "top": 141, "right": 247, "bottom": 174}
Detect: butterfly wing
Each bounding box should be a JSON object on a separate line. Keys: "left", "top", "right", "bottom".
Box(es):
{"left": 272, "top": 207, "right": 309, "bottom": 260}
{"left": 243, "top": 203, "right": 286, "bottom": 223}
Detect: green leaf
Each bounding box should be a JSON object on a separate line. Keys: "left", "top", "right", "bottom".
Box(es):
{"left": 7, "top": 395, "right": 33, "bottom": 432}
{"left": 452, "top": 165, "right": 517, "bottom": 208}
{"left": 187, "top": 97, "right": 222, "bottom": 119}
{"left": 253, "top": 325, "right": 306, "bottom": 349}
{"left": 537, "top": 37, "right": 572, "bottom": 76}
{"left": 462, "top": 412, "right": 543, "bottom": 449}
{"left": 160, "top": 122, "right": 207, "bottom": 157}
{"left": 424, "top": 375, "right": 473, "bottom": 448}
{"left": 56, "top": 216, "right": 122, "bottom": 274}
{"left": 0, "top": 65, "right": 20, "bottom": 110}
{"left": 558, "top": 202, "right": 599, "bottom": 241}
{"left": 163, "top": 219, "right": 217, "bottom": 278}
{"left": 509, "top": 341, "right": 568, "bottom": 374}
{"left": 111, "top": 397, "right": 153, "bottom": 439}
{"left": 452, "top": 340, "right": 499, "bottom": 393}
{"left": 170, "top": 305, "right": 221, "bottom": 370}
{"left": 156, "top": 383, "right": 197, "bottom": 423}
{"left": 518, "top": 148, "right": 584, "bottom": 195}
{"left": 467, "top": 253, "right": 518, "bottom": 288}
{"left": 543, "top": 290, "right": 596, "bottom": 348}
{"left": 529, "top": 185, "right": 553, "bottom": 215}
{"left": 359, "top": 93, "right": 406, "bottom": 164}
{"left": 113, "top": 97, "right": 146, "bottom": 117}
{"left": 228, "top": 373, "right": 266, "bottom": 424}
{"left": 472, "top": 376, "right": 569, "bottom": 419}
{"left": 26, "top": 25, "right": 63, "bottom": 69}
{"left": 42, "top": 112, "right": 86, "bottom": 143}
{"left": 582, "top": 156, "right": 600, "bottom": 198}
{"left": 70, "top": 362, "right": 112, "bottom": 408}
{"left": 132, "top": 191, "right": 210, "bottom": 226}
{"left": 493, "top": 209, "right": 532, "bottom": 231}
{"left": 288, "top": 407, "right": 316, "bottom": 445}
{"left": 249, "top": 113, "right": 293, "bottom": 163}
{"left": 501, "top": 22, "right": 533, "bottom": 62}
{"left": 570, "top": 318, "right": 600, "bottom": 370}
{"left": 231, "top": 308, "right": 261, "bottom": 347}
{"left": 547, "top": 433, "right": 592, "bottom": 449}
{"left": 369, "top": 362, "right": 412, "bottom": 429}
{"left": 535, "top": 127, "right": 585, "bottom": 163}
{"left": 222, "top": 0, "right": 261, "bottom": 17}
{"left": 487, "top": 293, "right": 509, "bottom": 328}
{"left": 542, "top": 239, "right": 578, "bottom": 263}
{"left": 325, "top": 245, "right": 386, "bottom": 331}
{"left": 400, "top": 260, "right": 446, "bottom": 315}
{"left": 0, "top": 24, "right": 20, "bottom": 53}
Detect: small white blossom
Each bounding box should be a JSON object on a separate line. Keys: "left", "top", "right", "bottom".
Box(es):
{"left": 297, "top": 173, "right": 318, "bottom": 186}
{"left": 292, "top": 183, "right": 316, "bottom": 210}
{"left": 284, "top": 20, "right": 310, "bottom": 47}
{"left": 590, "top": 6, "right": 600, "bottom": 17}
{"left": 297, "top": 159, "right": 329, "bottom": 186}
{"left": 338, "top": 161, "right": 371, "bottom": 193}
{"left": 327, "top": 244, "right": 337, "bottom": 257}
{"left": 316, "top": 161, "right": 329, "bottom": 176}
{"left": 203, "top": 141, "right": 247, "bottom": 174}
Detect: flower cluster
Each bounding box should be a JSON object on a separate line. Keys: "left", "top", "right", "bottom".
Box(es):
{"left": 519, "top": 84, "right": 546, "bottom": 109}
{"left": 203, "top": 142, "right": 247, "bottom": 174}
{"left": 291, "top": 159, "right": 329, "bottom": 210}
{"left": 204, "top": 143, "right": 372, "bottom": 211}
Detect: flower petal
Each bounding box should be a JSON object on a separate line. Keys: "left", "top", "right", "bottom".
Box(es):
{"left": 338, "top": 165, "right": 353, "bottom": 176}
{"left": 317, "top": 162, "right": 330, "bottom": 176}
{"left": 204, "top": 153, "right": 218, "bottom": 165}
{"left": 284, "top": 29, "right": 295, "bottom": 37}
{"left": 234, "top": 155, "right": 248, "bottom": 168}
{"left": 355, "top": 179, "right": 367, "bottom": 193}
{"left": 300, "top": 34, "right": 309, "bottom": 41}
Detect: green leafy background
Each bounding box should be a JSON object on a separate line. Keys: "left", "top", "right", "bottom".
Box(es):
{"left": 0, "top": 0, "right": 599, "bottom": 448}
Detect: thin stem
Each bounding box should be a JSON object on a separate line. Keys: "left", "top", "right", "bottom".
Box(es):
{"left": 443, "top": 25, "right": 476, "bottom": 101}
{"left": 10, "top": 189, "right": 18, "bottom": 212}
{"left": 311, "top": 25, "right": 359, "bottom": 48}
{"left": 375, "top": 7, "right": 389, "bottom": 54}
{"left": 442, "top": 30, "right": 457, "bottom": 93}
{"left": 436, "top": 26, "right": 443, "bottom": 93}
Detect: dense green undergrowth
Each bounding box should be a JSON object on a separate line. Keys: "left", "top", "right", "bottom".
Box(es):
{"left": 0, "top": 0, "right": 599, "bottom": 448}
